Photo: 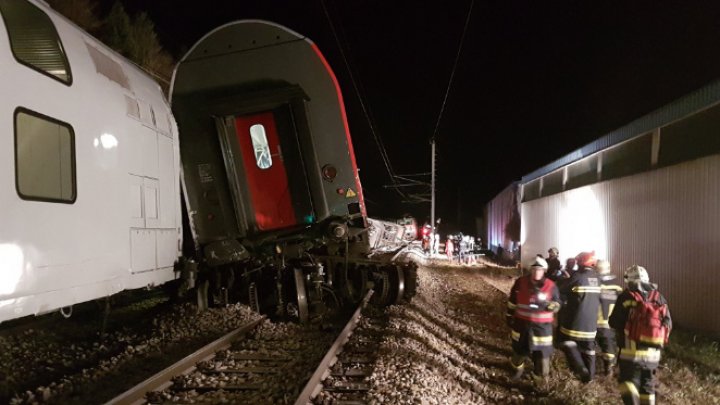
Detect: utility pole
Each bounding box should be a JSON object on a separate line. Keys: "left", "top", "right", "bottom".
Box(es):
{"left": 430, "top": 139, "right": 436, "bottom": 239}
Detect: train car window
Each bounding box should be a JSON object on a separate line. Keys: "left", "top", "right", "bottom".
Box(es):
{"left": 15, "top": 109, "right": 76, "bottom": 203}
{"left": 0, "top": 0, "right": 72, "bottom": 84}
{"left": 249, "top": 124, "right": 273, "bottom": 169}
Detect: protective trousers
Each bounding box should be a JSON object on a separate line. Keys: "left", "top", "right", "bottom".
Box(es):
{"left": 560, "top": 339, "right": 596, "bottom": 382}
{"left": 510, "top": 351, "right": 550, "bottom": 379}
{"left": 618, "top": 360, "right": 657, "bottom": 405}
{"left": 595, "top": 327, "right": 617, "bottom": 375}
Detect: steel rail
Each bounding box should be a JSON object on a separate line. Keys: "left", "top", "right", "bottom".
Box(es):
{"left": 105, "top": 316, "right": 265, "bottom": 405}
{"left": 294, "top": 289, "right": 374, "bottom": 405}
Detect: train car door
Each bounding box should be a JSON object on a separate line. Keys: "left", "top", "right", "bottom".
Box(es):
{"left": 234, "top": 111, "right": 303, "bottom": 231}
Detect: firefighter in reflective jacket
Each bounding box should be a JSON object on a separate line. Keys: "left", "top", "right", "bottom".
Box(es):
{"left": 558, "top": 251, "right": 602, "bottom": 383}
{"left": 609, "top": 265, "right": 672, "bottom": 405}
{"left": 596, "top": 259, "right": 623, "bottom": 376}
{"left": 506, "top": 256, "right": 561, "bottom": 380}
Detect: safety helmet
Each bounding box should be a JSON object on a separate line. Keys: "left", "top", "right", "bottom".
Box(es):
{"left": 596, "top": 259, "right": 611, "bottom": 275}
{"left": 575, "top": 251, "right": 597, "bottom": 268}
{"left": 548, "top": 247, "right": 559, "bottom": 256}
{"left": 529, "top": 256, "right": 548, "bottom": 270}
{"left": 624, "top": 265, "right": 649, "bottom": 284}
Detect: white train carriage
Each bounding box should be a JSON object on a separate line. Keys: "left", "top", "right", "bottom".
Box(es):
{"left": 0, "top": 0, "right": 181, "bottom": 323}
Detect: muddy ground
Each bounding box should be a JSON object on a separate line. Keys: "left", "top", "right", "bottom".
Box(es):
{"left": 370, "top": 262, "right": 720, "bottom": 404}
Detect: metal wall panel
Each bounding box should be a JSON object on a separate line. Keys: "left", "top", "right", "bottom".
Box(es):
{"left": 486, "top": 182, "right": 520, "bottom": 256}
{"left": 521, "top": 154, "right": 720, "bottom": 335}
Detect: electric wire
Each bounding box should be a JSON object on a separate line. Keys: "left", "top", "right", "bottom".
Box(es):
{"left": 431, "top": 0, "right": 474, "bottom": 142}
{"left": 319, "top": 0, "right": 410, "bottom": 200}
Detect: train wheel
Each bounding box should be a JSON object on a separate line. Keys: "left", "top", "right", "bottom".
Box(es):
{"left": 387, "top": 265, "right": 406, "bottom": 305}
{"left": 196, "top": 279, "right": 210, "bottom": 312}
{"left": 337, "top": 263, "right": 368, "bottom": 304}
{"left": 371, "top": 266, "right": 390, "bottom": 305}
{"left": 403, "top": 262, "right": 418, "bottom": 301}
{"left": 293, "top": 267, "right": 309, "bottom": 323}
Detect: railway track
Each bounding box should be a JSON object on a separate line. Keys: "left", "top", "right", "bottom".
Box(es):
{"left": 296, "top": 291, "right": 387, "bottom": 405}
{"left": 106, "top": 290, "right": 387, "bottom": 404}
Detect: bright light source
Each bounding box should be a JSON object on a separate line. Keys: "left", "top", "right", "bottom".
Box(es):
{"left": 558, "top": 187, "right": 608, "bottom": 260}
{"left": 100, "top": 133, "right": 118, "bottom": 149}
{"left": 0, "top": 244, "right": 24, "bottom": 296}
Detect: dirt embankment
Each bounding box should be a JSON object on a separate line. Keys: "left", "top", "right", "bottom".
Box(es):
{"left": 371, "top": 264, "right": 720, "bottom": 404}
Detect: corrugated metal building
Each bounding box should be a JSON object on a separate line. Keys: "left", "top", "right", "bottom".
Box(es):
{"left": 519, "top": 79, "right": 720, "bottom": 336}
{"left": 485, "top": 182, "right": 521, "bottom": 261}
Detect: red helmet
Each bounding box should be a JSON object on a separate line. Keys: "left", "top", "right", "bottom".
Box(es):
{"left": 575, "top": 251, "right": 597, "bottom": 268}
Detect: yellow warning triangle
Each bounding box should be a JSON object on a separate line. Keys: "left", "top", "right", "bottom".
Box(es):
{"left": 346, "top": 188, "right": 356, "bottom": 198}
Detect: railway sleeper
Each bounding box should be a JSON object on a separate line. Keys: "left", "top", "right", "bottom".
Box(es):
{"left": 175, "top": 383, "right": 263, "bottom": 392}
{"left": 331, "top": 367, "right": 373, "bottom": 377}
{"left": 202, "top": 366, "right": 279, "bottom": 374}
{"left": 324, "top": 380, "right": 371, "bottom": 392}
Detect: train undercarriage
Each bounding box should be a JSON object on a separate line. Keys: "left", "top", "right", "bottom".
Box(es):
{"left": 188, "top": 253, "right": 417, "bottom": 323}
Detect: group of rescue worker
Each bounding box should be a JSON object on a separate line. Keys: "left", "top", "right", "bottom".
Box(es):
{"left": 506, "top": 248, "right": 672, "bottom": 405}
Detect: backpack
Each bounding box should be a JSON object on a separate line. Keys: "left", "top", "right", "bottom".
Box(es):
{"left": 625, "top": 290, "right": 670, "bottom": 347}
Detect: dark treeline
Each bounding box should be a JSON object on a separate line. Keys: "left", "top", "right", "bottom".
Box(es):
{"left": 48, "top": 0, "right": 174, "bottom": 90}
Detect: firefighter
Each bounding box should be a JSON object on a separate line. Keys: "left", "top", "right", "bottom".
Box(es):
{"left": 506, "top": 257, "right": 561, "bottom": 381}
{"left": 558, "top": 251, "right": 601, "bottom": 383}
{"left": 609, "top": 265, "right": 672, "bottom": 405}
{"left": 596, "top": 259, "right": 622, "bottom": 376}
{"left": 546, "top": 247, "right": 562, "bottom": 281}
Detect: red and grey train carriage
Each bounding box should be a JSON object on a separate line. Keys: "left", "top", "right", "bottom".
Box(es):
{"left": 170, "top": 20, "right": 415, "bottom": 320}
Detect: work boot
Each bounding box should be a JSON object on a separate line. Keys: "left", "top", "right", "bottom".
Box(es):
{"left": 510, "top": 354, "right": 525, "bottom": 381}
{"left": 604, "top": 359, "right": 615, "bottom": 377}
{"left": 579, "top": 368, "right": 592, "bottom": 383}
{"left": 581, "top": 351, "right": 596, "bottom": 381}
{"left": 533, "top": 354, "right": 550, "bottom": 378}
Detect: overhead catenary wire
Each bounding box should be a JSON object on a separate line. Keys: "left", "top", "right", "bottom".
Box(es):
{"left": 319, "top": 0, "right": 410, "bottom": 200}
{"left": 431, "top": 0, "right": 474, "bottom": 142}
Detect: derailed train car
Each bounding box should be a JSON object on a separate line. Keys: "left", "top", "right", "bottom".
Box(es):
{"left": 0, "top": 0, "right": 415, "bottom": 325}
{"left": 171, "top": 21, "right": 416, "bottom": 321}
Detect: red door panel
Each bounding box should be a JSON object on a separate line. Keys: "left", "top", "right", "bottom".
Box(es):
{"left": 235, "top": 112, "right": 297, "bottom": 231}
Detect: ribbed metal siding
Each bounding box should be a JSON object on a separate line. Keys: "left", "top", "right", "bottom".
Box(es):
{"left": 521, "top": 154, "right": 720, "bottom": 335}
{"left": 523, "top": 79, "right": 720, "bottom": 183}
{"left": 486, "top": 182, "right": 520, "bottom": 254}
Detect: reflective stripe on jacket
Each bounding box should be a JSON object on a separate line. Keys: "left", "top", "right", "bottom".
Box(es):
{"left": 559, "top": 267, "right": 601, "bottom": 341}
{"left": 508, "top": 276, "right": 560, "bottom": 324}
{"left": 597, "top": 275, "right": 622, "bottom": 328}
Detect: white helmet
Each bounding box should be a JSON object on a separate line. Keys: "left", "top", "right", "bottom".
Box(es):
{"left": 624, "top": 265, "right": 649, "bottom": 284}
{"left": 530, "top": 257, "right": 548, "bottom": 270}
{"left": 596, "top": 259, "right": 611, "bottom": 275}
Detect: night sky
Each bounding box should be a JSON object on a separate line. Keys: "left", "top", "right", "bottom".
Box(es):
{"left": 112, "top": 0, "right": 720, "bottom": 233}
